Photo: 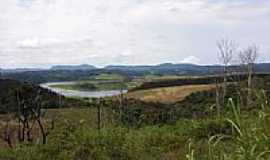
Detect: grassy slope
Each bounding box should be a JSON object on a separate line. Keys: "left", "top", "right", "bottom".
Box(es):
{"left": 127, "top": 84, "right": 215, "bottom": 104}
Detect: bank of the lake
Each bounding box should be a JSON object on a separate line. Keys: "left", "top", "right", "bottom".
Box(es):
{"left": 40, "top": 82, "right": 127, "bottom": 98}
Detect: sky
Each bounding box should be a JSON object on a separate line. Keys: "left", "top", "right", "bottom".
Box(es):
{"left": 0, "top": 0, "right": 270, "bottom": 68}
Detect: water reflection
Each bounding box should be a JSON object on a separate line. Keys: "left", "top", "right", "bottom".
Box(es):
{"left": 40, "top": 82, "right": 127, "bottom": 98}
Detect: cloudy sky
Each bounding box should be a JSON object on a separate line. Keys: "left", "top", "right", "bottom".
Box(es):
{"left": 0, "top": 0, "right": 269, "bottom": 68}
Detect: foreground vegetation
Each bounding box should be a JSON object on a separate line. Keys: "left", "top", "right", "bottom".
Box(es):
{"left": 0, "top": 92, "right": 270, "bottom": 160}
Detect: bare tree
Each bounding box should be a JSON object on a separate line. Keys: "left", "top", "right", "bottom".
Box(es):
{"left": 215, "top": 78, "right": 221, "bottom": 119}
{"left": 16, "top": 89, "right": 53, "bottom": 144}
{"left": 217, "top": 38, "right": 236, "bottom": 105}
{"left": 2, "top": 115, "right": 13, "bottom": 148}
{"left": 117, "top": 77, "right": 126, "bottom": 123}
{"left": 97, "top": 98, "right": 102, "bottom": 130}
{"left": 239, "top": 45, "right": 259, "bottom": 106}
{"left": 16, "top": 89, "right": 32, "bottom": 142}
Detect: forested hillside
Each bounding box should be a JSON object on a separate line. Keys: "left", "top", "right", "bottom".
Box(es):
{"left": 2, "top": 63, "right": 270, "bottom": 84}
{"left": 0, "top": 79, "right": 85, "bottom": 113}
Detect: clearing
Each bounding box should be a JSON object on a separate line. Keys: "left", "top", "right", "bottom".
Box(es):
{"left": 126, "top": 84, "right": 215, "bottom": 104}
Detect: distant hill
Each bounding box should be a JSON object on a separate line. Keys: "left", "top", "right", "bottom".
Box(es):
{"left": 105, "top": 63, "right": 270, "bottom": 75}
{"left": 1, "top": 63, "right": 270, "bottom": 84}
{"left": 1, "top": 68, "right": 44, "bottom": 73}
{"left": 50, "top": 64, "right": 96, "bottom": 70}
{"left": 105, "top": 63, "right": 223, "bottom": 75}
{"left": 1, "top": 70, "right": 100, "bottom": 84}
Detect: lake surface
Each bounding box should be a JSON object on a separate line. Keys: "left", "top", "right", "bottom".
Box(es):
{"left": 40, "top": 82, "right": 127, "bottom": 98}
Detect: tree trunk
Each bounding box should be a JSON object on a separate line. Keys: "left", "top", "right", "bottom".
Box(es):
{"left": 26, "top": 120, "right": 32, "bottom": 142}
{"left": 119, "top": 89, "right": 123, "bottom": 123}
{"left": 22, "top": 119, "right": 26, "bottom": 142}
{"left": 18, "top": 119, "right": 23, "bottom": 142}
{"left": 37, "top": 118, "right": 47, "bottom": 144}
{"left": 223, "top": 66, "right": 227, "bottom": 106}
{"left": 3, "top": 122, "right": 13, "bottom": 148}
{"left": 247, "top": 64, "right": 253, "bottom": 107}
{"left": 97, "top": 100, "right": 102, "bottom": 130}
{"left": 215, "top": 80, "right": 221, "bottom": 119}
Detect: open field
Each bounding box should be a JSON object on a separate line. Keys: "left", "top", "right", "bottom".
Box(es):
{"left": 46, "top": 73, "right": 215, "bottom": 94}
{"left": 48, "top": 73, "right": 140, "bottom": 91}
{"left": 127, "top": 84, "right": 215, "bottom": 104}
{"left": 90, "top": 73, "right": 124, "bottom": 81}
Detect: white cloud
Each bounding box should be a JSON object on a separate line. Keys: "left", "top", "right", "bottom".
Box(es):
{"left": 17, "top": 37, "right": 40, "bottom": 48}
{"left": 0, "top": 0, "right": 270, "bottom": 68}
{"left": 181, "top": 56, "right": 200, "bottom": 64}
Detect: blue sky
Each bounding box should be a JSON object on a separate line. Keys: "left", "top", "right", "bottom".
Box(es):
{"left": 0, "top": 0, "right": 269, "bottom": 68}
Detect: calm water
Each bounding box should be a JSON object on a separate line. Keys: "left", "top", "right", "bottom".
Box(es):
{"left": 40, "top": 82, "right": 127, "bottom": 98}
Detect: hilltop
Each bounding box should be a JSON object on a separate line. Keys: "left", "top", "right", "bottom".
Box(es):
{"left": 1, "top": 63, "right": 270, "bottom": 84}
{"left": 50, "top": 64, "right": 97, "bottom": 71}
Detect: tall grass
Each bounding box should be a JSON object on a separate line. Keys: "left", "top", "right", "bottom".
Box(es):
{"left": 186, "top": 90, "right": 270, "bottom": 160}
{"left": 1, "top": 89, "right": 270, "bottom": 160}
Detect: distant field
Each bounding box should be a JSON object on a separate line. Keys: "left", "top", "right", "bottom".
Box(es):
{"left": 49, "top": 73, "right": 141, "bottom": 91}
{"left": 142, "top": 75, "right": 202, "bottom": 81}
{"left": 50, "top": 81, "right": 127, "bottom": 91}
{"left": 48, "top": 74, "right": 199, "bottom": 92}
{"left": 47, "top": 74, "right": 216, "bottom": 103}
{"left": 127, "top": 84, "right": 215, "bottom": 104}
{"left": 91, "top": 73, "right": 124, "bottom": 80}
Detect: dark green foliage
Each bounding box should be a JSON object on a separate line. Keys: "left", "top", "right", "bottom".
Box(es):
{"left": 0, "top": 79, "right": 87, "bottom": 114}
{"left": 0, "top": 120, "right": 192, "bottom": 160}
{"left": 188, "top": 119, "right": 232, "bottom": 140}
{"left": 72, "top": 82, "right": 97, "bottom": 91}
{"left": 130, "top": 74, "right": 270, "bottom": 92}
{"left": 2, "top": 70, "right": 101, "bottom": 84}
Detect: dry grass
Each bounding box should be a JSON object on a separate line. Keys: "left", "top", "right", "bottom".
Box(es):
{"left": 127, "top": 84, "right": 215, "bottom": 104}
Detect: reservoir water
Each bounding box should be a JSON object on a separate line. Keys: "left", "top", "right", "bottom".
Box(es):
{"left": 40, "top": 82, "right": 127, "bottom": 98}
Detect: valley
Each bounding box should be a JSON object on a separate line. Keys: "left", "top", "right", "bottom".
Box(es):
{"left": 1, "top": 1, "right": 270, "bottom": 159}
{"left": 1, "top": 67, "right": 270, "bottom": 159}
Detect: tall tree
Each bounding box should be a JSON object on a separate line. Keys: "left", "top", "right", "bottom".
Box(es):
{"left": 239, "top": 45, "right": 258, "bottom": 106}
{"left": 16, "top": 88, "right": 52, "bottom": 144}
{"left": 217, "top": 38, "right": 236, "bottom": 105}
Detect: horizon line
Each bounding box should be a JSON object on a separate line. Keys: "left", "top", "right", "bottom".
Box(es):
{"left": 1, "top": 62, "right": 270, "bottom": 70}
